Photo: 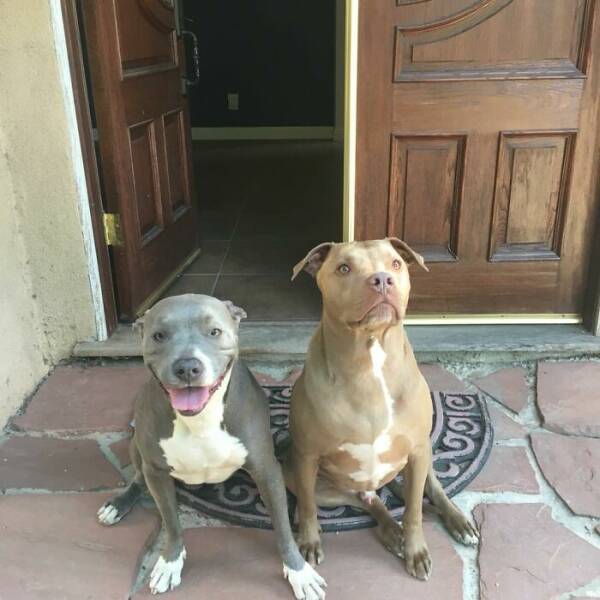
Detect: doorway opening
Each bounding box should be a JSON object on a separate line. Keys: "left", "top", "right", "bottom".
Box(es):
{"left": 77, "top": 0, "right": 345, "bottom": 325}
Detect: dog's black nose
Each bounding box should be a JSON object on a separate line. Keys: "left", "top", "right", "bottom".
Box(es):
{"left": 173, "top": 358, "right": 203, "bottom": 383}
{"left": 369, "top": 272, "right": 394, "bottom": 294}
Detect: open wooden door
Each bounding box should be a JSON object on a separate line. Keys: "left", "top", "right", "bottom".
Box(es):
{"left": 356, "top": 0, "right": 600, "bottom": 316}
{"left": 82, "top": 0, "right": 199, "bottom": 320}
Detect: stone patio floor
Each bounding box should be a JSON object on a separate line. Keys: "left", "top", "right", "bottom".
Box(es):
{"left": 1, "top": 358, "right": 600, "bottom": 599}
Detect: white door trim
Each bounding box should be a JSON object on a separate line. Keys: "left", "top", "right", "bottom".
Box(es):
{"left": 50, "top": 0, "right": 108, "bottom": 341}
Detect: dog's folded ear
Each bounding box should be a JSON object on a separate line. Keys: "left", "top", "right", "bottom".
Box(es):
{"left": 132, "top": 313, "right": 146, "bottom": 337}
{"left": 386, "top": 237, "right": 429, "bottom": 272}
{"left": 223, "top": 300, "right": 247, "bottom": 325}
{"left": 292, "top": 242, "right": 335, "bottom": 280}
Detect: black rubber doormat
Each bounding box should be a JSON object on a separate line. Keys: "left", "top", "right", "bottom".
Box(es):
{"left": 177, "top": 385, "right": 493, "bottom": 532}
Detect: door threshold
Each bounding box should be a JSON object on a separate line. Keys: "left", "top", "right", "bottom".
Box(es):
{"left": 73, "top": 322, "right": 600, "bottom": 361}
{"left": 403, "top": 314, "right": 582, "bottom": 325}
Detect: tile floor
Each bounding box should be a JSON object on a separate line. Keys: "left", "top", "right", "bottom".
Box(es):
{"left": 161, "top": 141, "right": 343, "bottom": 320}
{"left": 2, "top": 358, "right": 600, "bottom": 599}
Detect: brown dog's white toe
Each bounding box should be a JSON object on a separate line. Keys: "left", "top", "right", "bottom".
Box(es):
{"left": 405, "top": 542, "right": 432, "bottom": 581}
{"left": 297, "top": 535, "right": 324, "bottom": 566}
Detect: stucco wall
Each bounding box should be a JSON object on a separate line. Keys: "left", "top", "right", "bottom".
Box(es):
{"left": 0, "top": 0, "right": 97, "bottom": 426}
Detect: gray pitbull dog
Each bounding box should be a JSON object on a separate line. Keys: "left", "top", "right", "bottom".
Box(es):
{"left": 97, "top": 294, "right": 326, "bottom": 598}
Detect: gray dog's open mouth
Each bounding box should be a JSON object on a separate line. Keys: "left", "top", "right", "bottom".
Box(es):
{"left": 167, "top": 362, "right": 232, "bottom": 417}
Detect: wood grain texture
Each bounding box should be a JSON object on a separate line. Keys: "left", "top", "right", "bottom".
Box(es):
{"left": 81, "top": 0, "right": 199, "bottom": 319}
{"left": 388, "top": 135, "right": 465, "bottom": 262}
{"left": 395, "top": 0, "right": 590, "bottom": 81}
{"left": 489, "top": 132, "right": 575, "bottom": 262}
{"left": 356, "top": 0, "right": 600, "bottom": 315}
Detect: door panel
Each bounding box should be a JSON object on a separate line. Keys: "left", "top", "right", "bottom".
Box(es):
{"left": 82, "top": 0, "right": 199, "bottom": 319}
{"left": 117, "top": 0, "right": 177, "bottom": 74}
{"left": 129, "top": 121, "right": 162, "bottom": 241}
{"left": 356, "top": 0, "right": 600, "bottom": 315}
{"left": 489, "top": 132, "right": 575, "bottom": 262}
{"left": 395, "top": 0, "right": 589, "bottom": 80}
{"left": 389, "top": 135, "right": 465, "bottom": 262}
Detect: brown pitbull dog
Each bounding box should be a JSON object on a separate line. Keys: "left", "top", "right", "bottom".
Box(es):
{"left": 285, "top": 238, "right": 478, "bottom": 581}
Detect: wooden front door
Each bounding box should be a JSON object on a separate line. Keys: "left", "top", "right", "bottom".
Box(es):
{"left": 82, "top": 0, "right": 199, "bottom": 320}
{"left": 356, "top": 0, "right": 600, "bottom": 315}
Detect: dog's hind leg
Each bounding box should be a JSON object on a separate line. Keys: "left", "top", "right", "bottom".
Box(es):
{"left": 97, "top": 437, "right": 146, "bottom": 526}
{"left": 424, "top": 465, "right": 478, "bottom": 546}
{"left": 309, "top": 478, "right": 407, "bottom": 568}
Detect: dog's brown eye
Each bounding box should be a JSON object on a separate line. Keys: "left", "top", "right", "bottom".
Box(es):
{"left": 392, "top": 259, "right": 402, "bottom": 271}
{"left": 337, "top": 264, "right": 351, "bottom": 275}
{"left": 210, "top": 328, "right": 222, "bottom": 338}
{"left": 152, "top": 331, "right": 166, "bottom": 343}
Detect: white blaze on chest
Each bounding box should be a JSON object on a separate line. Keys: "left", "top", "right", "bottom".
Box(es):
{"left": 159, "top": 369, "right": 248, "bottom": 485}
{"left": 338, "top": 339, "right": 397, "bottom": 488}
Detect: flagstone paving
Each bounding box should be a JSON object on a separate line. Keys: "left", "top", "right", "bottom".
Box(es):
{"left": 531, "top": 432, "right": 600, "bottom": 519}
{"left": 472, "top": 366, "right": 529, "bottom": 414}
{"left": 0, "top": 493, "right": 159, "bottom": 600}
{"left": 12, "top": 363, "right": 144, "bottom": 434}
{"left": 466, "top": 445, "right": 539, "bottom": 494}
{"left": 132, "top": 525, "right": 463, "bottom": 600}
{"left": 487, "top": 403, "right": 527, "bottom": 440}
{"left": 475, "top": 503, "right": 600, "bottom": 600}
{"left": 110, "top": 435, "right": 133, "bottom": 470}
{"left": 537, "top": 361, "right": 600, "bottom": 437}
{"left": 1, "top": 359, "right": 599, "bottom": 599}
{"left": 0, "top": 435, "right": 123, "bottom": 491}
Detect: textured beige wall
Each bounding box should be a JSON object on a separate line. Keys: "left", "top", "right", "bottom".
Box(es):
{"left": 0, "top": 0, "right": 97, "bottom": 426}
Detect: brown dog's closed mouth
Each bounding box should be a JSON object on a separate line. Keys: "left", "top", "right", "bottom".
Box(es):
{"left": 359, "top": 300, "right": 398, "bottom": 322}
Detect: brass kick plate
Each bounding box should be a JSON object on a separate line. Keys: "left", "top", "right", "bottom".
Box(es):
{"left": 404, "top": 313, "right": 582, "bottom": 325}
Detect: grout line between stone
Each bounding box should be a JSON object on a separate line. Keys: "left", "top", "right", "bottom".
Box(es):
{"left": 97, "top": 432, "right": 130, "bottom": 476}
{"left": 130, "top": 527, "right": 164, "bottom": 598}
{"left": 2, "top": 486, "right": 124, "bottom": 495}
{"left": 522, "top": 442, "right": 600, "bottom": 552}
{"left": 560, "top": 575, "right": 600, "bottom": 599}
{"left": 4, "top": 428, "right": 130, "bottom": 442}
{"left": 210, "top": 202, "right": 244, "bottom": 296}
{"left": 445, "top": 516, "right": 480, "bottom": 600}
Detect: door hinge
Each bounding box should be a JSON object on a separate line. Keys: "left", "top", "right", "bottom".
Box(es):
{"left": 102, "top": 213, "right": 124, "bottom": 246}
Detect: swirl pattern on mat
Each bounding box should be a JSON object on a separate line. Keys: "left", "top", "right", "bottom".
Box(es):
{"left": 176, "top": 387, "right": 493, "bottom": 531}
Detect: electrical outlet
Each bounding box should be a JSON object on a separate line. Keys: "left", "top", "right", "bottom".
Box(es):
{"left": 227, "top": 93, "right": 239, "bottom": 111}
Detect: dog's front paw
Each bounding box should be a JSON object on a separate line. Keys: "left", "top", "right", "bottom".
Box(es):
{"left": 296, "top": 530, "right": 324, "bottom": 566}
{"left": 376, "top": 519, "right": 404, "bottom": 558}
{"left": 404, "top": 539, "right": 432, "bottom": 581}
{"left": 97, "top": 502, "right": 122, "bottom": 526}
{"left": 284, "top": 562, "right": 327, "bottom": 600}
{"left": 441, "top": 505, "right": 479, "bottom": 546}
{"left": 149, "top": 548, "right": 187, "bottom": 594}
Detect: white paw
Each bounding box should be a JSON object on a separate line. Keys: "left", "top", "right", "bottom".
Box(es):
{"left": 283, "top": 561, "right": 327, "bottom": 600}
{"left": 97, "top": 503, "right": 120, "bottom": 526}
{"left": 458, "top": 530, "right": 479, "bottom": 546}
{"left": 149, "top": 548, "right": 186, "bottom": 595}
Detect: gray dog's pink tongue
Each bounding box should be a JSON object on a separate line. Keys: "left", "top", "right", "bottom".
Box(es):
{"left": 167, "top": 387, "right": 211, "bottom": 412}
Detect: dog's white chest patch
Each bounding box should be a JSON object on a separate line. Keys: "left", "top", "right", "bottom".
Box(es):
{"left": 338, "top": 339, "right": 398, "bottom": 489}
{"left": 159, "top": 372, "right": 248, "bottom": 485}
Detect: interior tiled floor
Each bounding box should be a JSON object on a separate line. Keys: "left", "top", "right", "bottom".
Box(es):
{"left": 2, "top": 358, "right": 600, "bottom": 599}
{"left": 161, "top": 141, "right": 343, "bottom": 320}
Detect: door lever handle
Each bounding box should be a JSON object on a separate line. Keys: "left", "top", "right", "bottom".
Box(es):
{"left": 181, "top": 30, "right": 200, "bottom": 87}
